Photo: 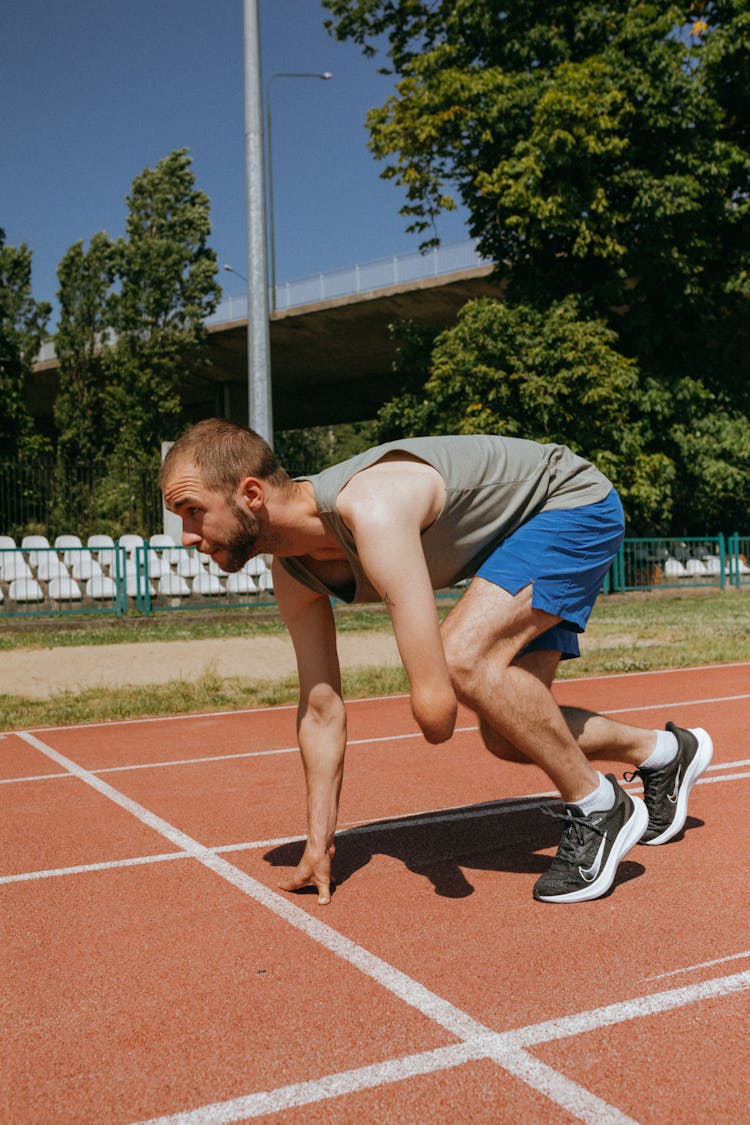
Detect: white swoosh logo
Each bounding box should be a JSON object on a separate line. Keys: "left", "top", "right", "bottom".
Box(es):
{"left": 579, "top": 834, "right": 608, "bottom": 883}
{"left": 668, "top": 766, "right": 682, "bottom": 804}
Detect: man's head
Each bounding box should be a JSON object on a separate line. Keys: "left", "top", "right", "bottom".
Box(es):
{"left": 160, "top": 419, "right": 290, "bottom": 572}
{"left": 159, "top": 418, "right": 288, "bottom": 499}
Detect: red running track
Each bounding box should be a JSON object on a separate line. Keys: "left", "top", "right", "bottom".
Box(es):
{"left": 2, "top": 661, "right": 749, "bottom": 1123}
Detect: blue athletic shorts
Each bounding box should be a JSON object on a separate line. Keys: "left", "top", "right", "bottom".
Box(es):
{"left": 474, "top": 489, "right": 625, "bottom": 660}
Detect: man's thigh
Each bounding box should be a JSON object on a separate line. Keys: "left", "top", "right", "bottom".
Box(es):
{"left": 442, "top": 577, "right": 562, "bottom": 669}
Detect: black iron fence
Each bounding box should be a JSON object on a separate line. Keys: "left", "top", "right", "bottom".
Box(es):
{"left": 0, "top": 459, "right": 164, "bottom": 542}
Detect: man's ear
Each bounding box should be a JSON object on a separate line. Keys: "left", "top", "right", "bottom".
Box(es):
{"left": 239, "top": 477, "right": 264, "bottom": 511}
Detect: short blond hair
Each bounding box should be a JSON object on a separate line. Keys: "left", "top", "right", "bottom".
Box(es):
{"left": 159, "top": 419, "right": 290, "bottom": 498}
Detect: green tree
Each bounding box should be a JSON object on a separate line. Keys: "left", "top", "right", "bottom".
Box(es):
{"left": 106, "top": 148, "right": 221, "bottom": 462}
{"left": 0, "top": 230, "right": 50, "bottom": 459}
{"left": 54, "top": 232, "right": 116, "bottom": 465}
{"left": 376, "top": 298, "right": 675, "bottom": 530}
{"left": 324, "top": 1, "right": 750, "bottom": 530}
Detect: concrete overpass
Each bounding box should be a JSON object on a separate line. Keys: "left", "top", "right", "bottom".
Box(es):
{"left": 31, "top": 240, "right": 499, "bottom": 432}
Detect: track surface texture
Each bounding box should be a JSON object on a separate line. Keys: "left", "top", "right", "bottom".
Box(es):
{"left": 2, "top": 662, "right": 749, "bottom": 1123}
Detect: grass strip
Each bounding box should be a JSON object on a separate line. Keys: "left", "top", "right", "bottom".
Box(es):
{"left": 1, "top": 590, "right": 748, "bottom": 731}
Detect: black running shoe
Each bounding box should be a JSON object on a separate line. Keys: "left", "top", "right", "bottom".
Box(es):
{"left": 628, "top": 723, "right": 713, "bottom": 846}
{"left": 533, "top": 775, "right": 648, "bottom": 903}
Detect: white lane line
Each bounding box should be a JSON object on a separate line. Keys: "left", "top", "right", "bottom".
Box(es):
{"left": 700, "top": 770, "right": 750, "bottom": 784}
{"left": 13, "top": 730, "right": 750, "bottom": 1124}
{"left": 0, "top": 794, "right": 559, "bottom": 886}
{"left": 0, "top": 851, "right": 188, "bottom": 886}
{"left": 5, "top": 768, "right": 750, "bottom": 887}
{"left": 134, "top": 970, "right": 750, "bottom": 1124}
{"left": 4, "top": 697, "right": 748, "bottom": 785}
{"left": 486, "top": 1047, "right": 639, "bottom": 1125}
{"left": 15, "top": 730, "right": 489, "bottom": 1043}
{"left": 502, "top": 969, "right": 750, "bottom": 1049}
{"left": 0, "top": 727, "right": 477, "bottom": 784}
{"left": 137, "top": 1042, "right": 483, "bottom": 1125}
{"left": 12, "top": 659, "right": 750, "bottom": 736}
{"left": 603, "top": 692, "right": 750, "bottom": 716}
{"left": 644, "top": 951, "right": 750, "bottom": 982}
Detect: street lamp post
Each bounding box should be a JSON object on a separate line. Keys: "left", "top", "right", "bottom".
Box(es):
{"left": 265, "top": 71, "right": 332, "bottom": 311}
{"left": 243, "top": 0, "right": 273, "bottom": 442}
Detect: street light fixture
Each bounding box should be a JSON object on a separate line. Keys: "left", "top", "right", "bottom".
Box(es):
{"left": 266, "top": 71, "right": 333, "bottom": 311}
{"left": 222, "top": 263, "right": 248, "bottom": 282}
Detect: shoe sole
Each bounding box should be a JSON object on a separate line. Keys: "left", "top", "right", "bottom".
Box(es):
{"left": 535, "top": 795, "right": 649, "bottom": 904}
{"left": 641, "top": 727, "right": 713, "bottom": 846}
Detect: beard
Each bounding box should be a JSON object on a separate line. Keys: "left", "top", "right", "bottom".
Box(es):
{"left": 218, "top": 499, "right": 262, "bottom": 572}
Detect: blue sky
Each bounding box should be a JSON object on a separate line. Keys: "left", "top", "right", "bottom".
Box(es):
{"left": 1, "top": 0, "right": 470, "bottom": 323}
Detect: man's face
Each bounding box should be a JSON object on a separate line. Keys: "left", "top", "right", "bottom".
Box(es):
{"left": 163, "top": 461, "right": 261, "bottom": 573}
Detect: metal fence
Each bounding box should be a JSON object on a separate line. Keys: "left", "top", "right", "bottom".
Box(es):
{"left": 0, "top": 543, "right": 276, "bottom": 618}
{"left": 605, "top": 534, "right": 744, "bottom": 592}
{"left": 0, "top": 460, "right": 164, "bottom": 543}
{"left": 1, "top": 534, "right": 749, "bottom": 620}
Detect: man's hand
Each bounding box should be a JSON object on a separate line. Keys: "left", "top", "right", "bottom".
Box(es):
{"left": 278, "top": 841, "right": 335, "bottom": 905}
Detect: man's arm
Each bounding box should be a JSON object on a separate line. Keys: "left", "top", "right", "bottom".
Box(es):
{"left": 338, "top": 463, "right": 458, "bottom": 744}
{"left": 272, "top": 559, "right": 346, "bottom": 905}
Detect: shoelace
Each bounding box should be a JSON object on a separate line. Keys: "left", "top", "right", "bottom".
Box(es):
{"left": 623, "top": 765, "right": 672, "bottom": 812}
{"left": 541, "top": 805, "right": 607, "bottom": 864}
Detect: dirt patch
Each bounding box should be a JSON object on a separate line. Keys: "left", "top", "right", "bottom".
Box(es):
{"left": 0, "top": 631, "right": 401, "bottom": 700}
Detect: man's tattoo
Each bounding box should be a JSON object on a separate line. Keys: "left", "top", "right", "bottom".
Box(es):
{"left": 383, "top": 591, "right": 396, "bottom": 607}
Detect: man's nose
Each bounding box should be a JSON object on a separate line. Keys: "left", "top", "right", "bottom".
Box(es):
{"left": 182, "top": 530, "right": 201, "bottom": 548}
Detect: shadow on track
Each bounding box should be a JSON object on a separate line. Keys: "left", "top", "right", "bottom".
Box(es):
{"left": 264, "top": 795, "right": 650, "bottom": 899}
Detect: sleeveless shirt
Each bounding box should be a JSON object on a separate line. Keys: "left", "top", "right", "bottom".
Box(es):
{"left": 278, "top": 435, "right": 612, "bottom": 603}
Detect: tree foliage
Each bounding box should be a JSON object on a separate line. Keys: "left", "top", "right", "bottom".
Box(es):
{"left": 0, "top": 230, "right": 50, "bottom": 459}
{"left": 375, "top": 298, "right": 676, "bottom": 530}
{"left": 325, "top": 0, "right": 750, "bottom": 531}
{"left": 51, "top": 150, "right": 221, "bottom": 534}
{"left": 107, "top": 148, "right": 221, "bottom": 462}
{"left": 54, "top": 232, "right": 116, "bottom": 465}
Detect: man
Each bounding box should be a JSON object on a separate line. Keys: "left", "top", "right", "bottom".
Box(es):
{"left": 160, "top": 419, "right": 713, "bottom": 906}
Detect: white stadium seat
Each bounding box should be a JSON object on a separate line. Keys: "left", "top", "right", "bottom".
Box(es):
{"left": 146, "top": 550, "right": 171, "bottom": 578}
{"left": 9, "top": 577, "right": 44, "bottom": 603}
{"left": 36, "top": 555, "right": 69, "bottom": 581}
{"left": 256, "top": 570, "right": 274, "bottom": 593}
{"left": 192, "top": 572, "right": 225, "bottom": 597}
{"left": 87, "top": 534, "right": 115, "bottom": 550}
{"left": 664, "top": 558, "right": 687, "bottom": 578}
{"left": 157, "top": 574, "right": 190, "bottom": 598}
{"left": 55, "top": 533, "right": 82, "bottom": 554}
{"left": 149, "top": 533, "right": 181, "bottom": 564}
{"left": 242, "top": 557, "right": 269, "bottom": 577}
{"left": 118, "top": 534, "right": 144, "bottom": 554}
{"left": 225, "top": 571, "right": 257, "bottom": 595}
{"left": 71, "top": 555, "right": 103, "bottom": 581}
{"left": 176, "top": 551, "right": 202, "bottom": 577}
{"left": 2, "top": 555, "right": 33, "bottom": 581}
{"left": 124, "top": 572, "right": 156, "bottom": 598}
{"left": 85, "top": 575, "right": 117, "bottom": 601}
{"left": 21, "top": 534, "right": 51, "bottom": 567}
{"left": 48, "top": 577, "right": 82, "bottom": 602}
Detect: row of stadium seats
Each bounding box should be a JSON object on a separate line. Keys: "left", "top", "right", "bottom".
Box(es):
{"left": 0, "top": 532, "right": 274, "bottom": 608}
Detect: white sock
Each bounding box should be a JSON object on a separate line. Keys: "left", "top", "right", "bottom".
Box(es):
{"left": 569, "top": 772, "right": 615, "bottom": 815}
{"left": 640, "top": 729, "right": 679, "bottom": 770}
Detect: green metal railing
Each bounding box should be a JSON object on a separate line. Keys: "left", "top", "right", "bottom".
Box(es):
{"left": 1, "top": 534, "right": 749, "bottom": 619}
{"left": 608, "top": 535, "right": 729, "bottom": 593}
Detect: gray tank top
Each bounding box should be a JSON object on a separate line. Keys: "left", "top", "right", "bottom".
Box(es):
{"left": 278, "top": 435, "right": 612, "bottom": 603}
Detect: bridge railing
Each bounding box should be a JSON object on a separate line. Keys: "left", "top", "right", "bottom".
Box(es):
{"left": 208, "top": 237, "right": 489, "bottom": 324}
{"left": 35, "top": 240, "right": 490, "bottom": 363}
